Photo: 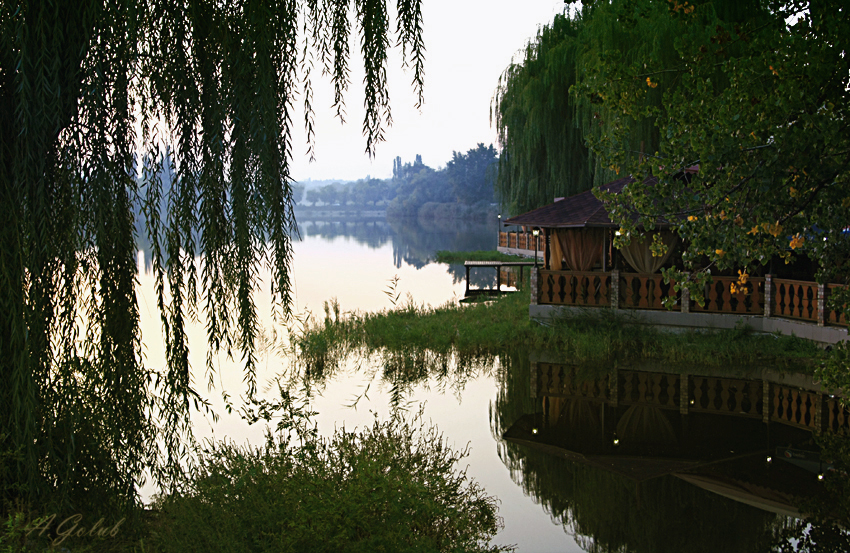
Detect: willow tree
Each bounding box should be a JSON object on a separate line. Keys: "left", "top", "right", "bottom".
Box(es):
{"left": 492, "top": 0, "right": 763, "bottom": 215}
{"left": 0, "top": 0, "right": 424, "bottom": 516}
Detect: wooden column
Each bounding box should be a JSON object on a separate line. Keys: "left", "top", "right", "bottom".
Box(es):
{"left": 764, "top": 274, "right": 773, "bottom": 318}
{"left": 610, "top": 269, "right": 620, "bottom": 309}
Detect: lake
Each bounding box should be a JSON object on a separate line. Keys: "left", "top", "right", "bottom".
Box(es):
{"left": 136, "top": 215, "right": 834, "bottom": 552}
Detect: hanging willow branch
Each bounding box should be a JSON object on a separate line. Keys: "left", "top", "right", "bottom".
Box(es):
{"left": 492, "top": 0, "right": 759, "bottom": 216}
{"left": 0, "top": 0, "right": 424, "bottom": 516}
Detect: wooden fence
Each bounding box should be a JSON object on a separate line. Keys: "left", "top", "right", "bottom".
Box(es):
{"left": 534, "top": 269, "right": 847, "bottom": 327}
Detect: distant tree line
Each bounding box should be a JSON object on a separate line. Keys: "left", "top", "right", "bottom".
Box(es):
{"left": 297, "top": 144, "right": 499, "bottom": 221}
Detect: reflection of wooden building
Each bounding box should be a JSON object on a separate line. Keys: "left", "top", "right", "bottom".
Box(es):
{"left": 498, "top": 177, "right": 848, "bottom": 344}
{"left": 503, "top": 361, "right": 846, "bottom": 516}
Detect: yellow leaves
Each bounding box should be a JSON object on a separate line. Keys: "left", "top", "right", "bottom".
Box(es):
{"left": 646, "top": 77, "right": 658, "bottom": 88}
{"left": 719, "top": 210, "right": 727, "bottom": 220}
{"left": 687, "top": 215, "right": 698, "bottom": 222}
{"left": 734, "top": 215, "right": 743, "bottom": 227}
{"left": 749, "top": 131, "right": 757, "bottom": 139}
{"left": 790, "top": 234, "right": 805, "bottom": 249}
{"left": 761, "top": 222, "right": 782, "bottom": 237}
{"left": 669, "top": 0, "right": 695, "bottom": 14}
{"left": 715, "top": 249, "right": 725, "bottom": 257}
{"left": 789, "top": 186, "right": 798, "bottom": 197}
{"left": 748, "top": 226, "right": 759, "bottom": 235}
{"left": 737, "top": 270, "right": 749, "bottom": 285}
{"left": 769, "top": 65, "right": 779, "bottom": 76}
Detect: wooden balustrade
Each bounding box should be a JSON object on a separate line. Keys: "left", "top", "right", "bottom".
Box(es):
{"left": 619, "top": 371, "right": 680, "bottom": 409}
{"left": 619, "top": 273, "right": 679, "bottom": 310}
{"left": 536, "top": 363, "right": 609, "bottom": 400}
{"left": 689, "top": 276, "right": 765, "bottom": 315}
{"left": 533, "top": 268, "right": 846, "bottom": 330}
{"left": 538, "top": 270, "right": 611, "bottom": 306}
{"left": 772, "top": 278, "right": 819, "bottom": 322}
{"left": 769, "top": 385, "right": 819, "bottom": 430}
{"left": 826, "top": 284, "right": 848, "bottom": 326}
{"left": 499, "top": 231, "right": 542, "bottom": 253}
{"left": 688, "top": 377, "right": 762, "bottom": 418}
{"left": 826, "top": 396, "right": 850, "bottom": 433}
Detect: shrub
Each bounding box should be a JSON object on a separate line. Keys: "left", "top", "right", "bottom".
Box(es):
{"left": 151, "top": 412, "right": 510, "bottom": 553}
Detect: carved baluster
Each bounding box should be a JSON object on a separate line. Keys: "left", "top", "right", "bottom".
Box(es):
{"left": 790, "top": 389, "right": 800, "bottom": 424}
{"left": 705, "top": 378, "right": 717, "bottom": 411}
{"left": 693, "top": 377, "right": 704, "bottom": 410}
{"left": 773, "top": 386, "right": 783, "bottom": 422}
{"left": 667, "top": 375, "right": 678, "bottom": 408}
{"left": 720, "top": 380, "right": 731, "bottom": 413}
{"left": 733, "top": 383, "right": 744, "bottom": 413}
{"left": 638, "top": 373, "right": 649, "bottom": 403}
{"left": 623, "top": 372, "right": 634, "bottom": 403}
{"left": 638, "top": 276, "right": 649, "bottom": 308}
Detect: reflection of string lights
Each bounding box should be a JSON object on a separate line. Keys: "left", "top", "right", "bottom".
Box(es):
{"left": 532, "top": 428, "right": 539, "bottom": 435}
{"left": 766, "top": 456, "right": 772, "bottom": 463}
{"left": 818, "top": 474, "right": 824, "bottom": 481}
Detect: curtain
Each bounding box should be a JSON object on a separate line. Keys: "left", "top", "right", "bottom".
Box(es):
{"left": 619, "top": 231, "right": 678, "bottom": 273}
{"left": 553, "top": 228, "right": 605, "bottom": 272}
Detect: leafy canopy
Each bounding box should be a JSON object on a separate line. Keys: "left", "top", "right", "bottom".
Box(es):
{"left": 581, "top": 0, "right": 849, "bottom": 297}
{"left": 0, "top": 0, "right": 423, "bottom": 515}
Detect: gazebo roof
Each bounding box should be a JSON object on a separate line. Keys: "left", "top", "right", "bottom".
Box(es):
{"left": 503, "top": 174, "right": 680, "bottom": 229}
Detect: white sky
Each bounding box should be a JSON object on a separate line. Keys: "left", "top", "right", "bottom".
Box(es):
{"left": 289, "top": 0, "right": 570, "bottom": 182}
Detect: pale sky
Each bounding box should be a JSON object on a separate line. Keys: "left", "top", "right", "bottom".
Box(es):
{"left": 289, "top": 0, "right": 570, "bottom": 182}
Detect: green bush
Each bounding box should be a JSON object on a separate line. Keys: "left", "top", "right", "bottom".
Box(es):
{"left": 151, "top": 413, "right": 509, "bottom": 553}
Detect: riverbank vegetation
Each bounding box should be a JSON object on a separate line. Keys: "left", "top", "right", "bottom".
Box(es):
{"left": 290, "top": 288, "right": 823, "bottom": 377}
{"left": 435, "top": 250, "right": 526, "bottom": 264}
{"left": 1, "top": 410, "right": 508, "bottom": 553}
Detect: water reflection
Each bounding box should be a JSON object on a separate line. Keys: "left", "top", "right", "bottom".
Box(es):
{"left": 492, "top": 354, "right": 850, "bottom": 552}
{"left": 136, "top": 214, "right": 500, "bottom": 288}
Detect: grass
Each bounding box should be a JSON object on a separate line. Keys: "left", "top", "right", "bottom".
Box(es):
{"left": 434, "top": 250, "right": 529, "bottom": 264}
{"left": 290, "top": 290, "right": 824, "bottom": 376}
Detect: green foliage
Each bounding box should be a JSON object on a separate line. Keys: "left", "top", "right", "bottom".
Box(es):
{"left": 289, "top": 292, "right": 821, "bottom": 378}
{"left": 434, "top": 250, "right": 526, "bottom": 264}
{"left": 151, "top": 412, "right": 509, "bottom": 553}
{"left": 445, "top": 144, "right": 498, "bottom": 205}
{"left": 1, "top": 0, "right": 423, "bottom": 518}
{"left": 584, "top": 0, "right": 849, "bottom": 293}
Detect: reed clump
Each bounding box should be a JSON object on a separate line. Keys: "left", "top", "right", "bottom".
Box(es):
{"left": 290, "top": 291, "right": 822, "bottom": 374}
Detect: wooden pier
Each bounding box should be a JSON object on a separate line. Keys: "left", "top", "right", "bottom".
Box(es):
{"left": 463, "top": 261, "right": 536, "bottom": 299}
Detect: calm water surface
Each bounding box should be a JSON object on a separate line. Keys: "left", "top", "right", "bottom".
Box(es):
{"left": 137, "top": 216, "right": 576, "bottom": 551}
{"left": 137, "top": 216, "right": 832, "bottom": 552}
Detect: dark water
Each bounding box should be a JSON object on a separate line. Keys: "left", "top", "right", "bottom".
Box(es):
{"left": 138, "top": 215, "right": 849, "bottom": 552}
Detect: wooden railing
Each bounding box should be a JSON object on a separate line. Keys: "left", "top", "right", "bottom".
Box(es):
{"left": 536, "top": 363, "right": 609, "bottom": 400}
{"left": 826, "top": 284, "right": 848, "bottom": 326}
{"left": 533, "top": 269, "right": 847, "bottom": 328}
{"left": 772, "top": 278, "right": 819, "bottom": 323}
{"left": 620, "top": 371, "right": 680, "bottom": 410}
{"left": 769, "top": 384, "right": 820, "bottom": 431}
{"left": 619, "top": 273, "right": 680, "bottom": 311}
{"left": 499, "top": 231, "right": 543, "bottom": 252}
{"left": 689, "top": 376, "right": 763, "bottom": 418}
{"left": 533, "top": 363, "right": 850, "bottom": 435}
{"left": 826, "top": 396, "right": 850, "bottom": 433}
{"left": 538, "top": 270, "right": 611, "bottom": 307}
{"left": 690, "top": 276, "right": 765, "bottom": 315}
